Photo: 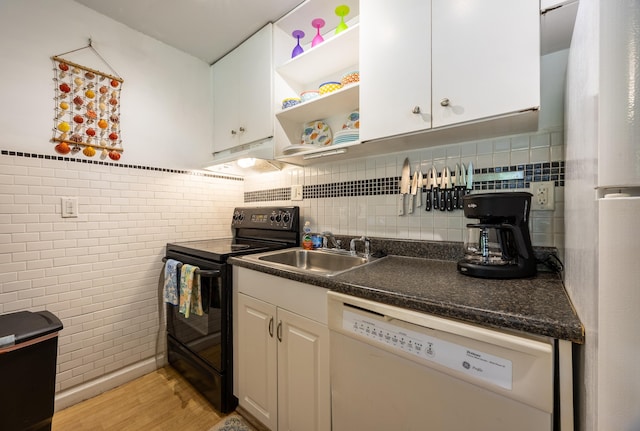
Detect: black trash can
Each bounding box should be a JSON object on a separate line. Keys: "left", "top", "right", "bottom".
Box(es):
{"left": 0, "top": 310, "right": 63, "bottom": 431}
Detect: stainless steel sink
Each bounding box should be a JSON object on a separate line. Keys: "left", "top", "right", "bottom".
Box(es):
{"left": 244, "top": 248, "right": 371, "bottom": 276}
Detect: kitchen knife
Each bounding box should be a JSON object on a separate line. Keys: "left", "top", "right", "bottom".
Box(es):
{"left": 398, "top": 158, "right": 411, "bottom": 216}
{"left": 425, "top": 166, "right": 437, "bottom": 211}
{"left": 453, "top": 164, "right": 461, "bottom": 210}
{"left": 466, "top": 162, "right": 474, "bottom": 196}
{"left": 458, "top": 163, "right": 467, "bottom": 208}
{"left": 445, "top": 167, "right": 455, "bottom": 211}
{"left": 416, "top": 170, "right": 423, "bottom": 208}
{"left": 409, "top": 171, "right": 418, "bottom": 214}
{"left": 439, "top": 167, "right": 449, "bottom": 211}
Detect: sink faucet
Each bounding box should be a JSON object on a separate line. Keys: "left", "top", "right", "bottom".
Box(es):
{"left": 350, "top": 236, "right": 370, "bottom": 258}
{"left": 321, "top": 231, "right": 341, "bottom": 249}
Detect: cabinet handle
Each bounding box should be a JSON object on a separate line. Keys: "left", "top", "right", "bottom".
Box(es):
{"left": 412, "top": 106, "right": 421, "bottom": 114}
{"left": 440, "top": 98, "right": 450, "bottom": 107}
{"left": 268, "top": 317, "right": 274, "bottom": 338}
{"left": 239, "top": 126, "right": 246, "bottom": 133}
{"left": 277, "top": 321, "right": 282, "bottom": 342}
{"left": 231, "top": 129, "right": 237, "bottom": 135}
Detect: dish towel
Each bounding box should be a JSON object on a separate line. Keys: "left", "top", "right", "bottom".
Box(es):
{"left": 163, "top": 259, "right": 181, "bottom": 305}
{"left": 179, "top": 264, "right": 203, "bottom": 318}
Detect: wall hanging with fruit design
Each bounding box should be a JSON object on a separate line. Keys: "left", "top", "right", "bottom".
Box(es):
{"left": 51, "top": 41, "right": 123, "bottom": 161}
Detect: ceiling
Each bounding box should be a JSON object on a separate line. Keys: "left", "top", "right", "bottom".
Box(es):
{"left": 73, "top": 0, "right": 304, "bottom": 64}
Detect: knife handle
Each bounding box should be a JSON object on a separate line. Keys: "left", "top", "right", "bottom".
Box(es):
{"left": 398, "top": 194, "right": 405, "bottom": 216}
{"left": 416, "top": 187, "right": 422, "bottom": 208}
{"left": 425, "top": 188, "right": 432, "bottom": 211}
{"left": 446, "top": 189, "right": 454, "bottom": 211}
{"left": 408, "top": 194, "right": 415, "bottom": 214}
{"left": 433, "top": 188, "right": 440, "bottom": 210}
{"left": 439, "top": 188, "right": 446, "bottom": 211}
{"left": 455, "top": 187, "right": 463, "bottom": 209}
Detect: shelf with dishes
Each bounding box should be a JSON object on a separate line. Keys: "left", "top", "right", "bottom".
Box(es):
{"left": 276, "top": 83, "right": 359, "bottom": 125}
{"left": 276, "top": 109, "right": 360, "bottom": 165}
{"left": 276, "top": 84, "right": 359, "bottom": 159}
{"left": 273, "top": 0, "right": 360, "bottom": 165}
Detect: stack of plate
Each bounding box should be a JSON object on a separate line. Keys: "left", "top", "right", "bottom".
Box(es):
{"left": 333, "top": 129, "right": 359, "bottom": 145}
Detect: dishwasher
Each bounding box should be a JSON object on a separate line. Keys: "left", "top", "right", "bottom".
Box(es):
{"left": 328, "top": 291, "right": 571, "bottom": 431}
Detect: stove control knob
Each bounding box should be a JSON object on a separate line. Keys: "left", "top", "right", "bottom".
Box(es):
{"left": 283, "top": 213, "right": 291, "bottom": 224}
{"left": 275, "top": 213, "right": 282, "bottom": 223}
{"left": 270, "top": 213, "right": 276, "bottom": 223}
{"left": 238, "top": 213, "right": 244, "bottom": 221}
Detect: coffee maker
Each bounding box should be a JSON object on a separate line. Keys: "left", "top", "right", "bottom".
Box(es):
{"left": 458, "top": 192, "right": 537, "bottom": 279}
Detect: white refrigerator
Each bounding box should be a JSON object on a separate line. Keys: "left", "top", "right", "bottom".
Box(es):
{"left": 566, "top": 1, "right": 640, "bottom": 429}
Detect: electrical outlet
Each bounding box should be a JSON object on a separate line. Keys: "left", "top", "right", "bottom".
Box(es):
{"left": 530, "top": 181, "right": 555, "bottom": 211}
{"left": 61, "top": 197, "right": 78, "bottom": 218}
{"left": 291, "top": 185, "right": 303, "bottom": 201}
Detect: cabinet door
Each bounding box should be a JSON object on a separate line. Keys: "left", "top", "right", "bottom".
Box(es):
{"left": 432, "top": 0, "right": 540, "bottom": 127}
{"left": 212, "top": 24, "right": 273, "bottom": 152}
{"left": 359, "top": 0, "right": 431, "bottom": 142}
{"left": 277, "top": 308, "right": 330, "bottom": 431}
{"left": 236, "top": 24, "right": 273, "bottom": 146}
{"left": 212, "top": 52, "right": 240, "bottom": 152}
{"left": 237, "top": 294, "right": 278, "bottom": 430}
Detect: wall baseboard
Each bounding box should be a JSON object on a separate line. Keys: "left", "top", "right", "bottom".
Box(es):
{"left": 54, "top": 355, "right": 166, "bottom": 411}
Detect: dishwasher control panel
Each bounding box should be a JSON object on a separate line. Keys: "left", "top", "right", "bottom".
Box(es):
{"left": 343, "top": 309, "right": 513, "bottom": 390}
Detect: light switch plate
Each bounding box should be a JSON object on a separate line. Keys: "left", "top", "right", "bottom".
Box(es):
{"left": 291, "top": 185, "right": 303, "bottom": 201}
{"left": 61, "top": 197, "right": 78, "bottom": 218}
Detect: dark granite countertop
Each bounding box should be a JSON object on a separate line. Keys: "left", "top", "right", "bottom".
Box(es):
{"left": 229, "top": 238, "right": 584, "bottom": 344}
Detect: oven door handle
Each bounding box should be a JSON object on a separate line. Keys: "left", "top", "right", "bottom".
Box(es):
{"left": 163, "top": 258, "right": 221, "bottom": 279}
{"left": 196, "top": 269, "right": 221, "bottom": 278}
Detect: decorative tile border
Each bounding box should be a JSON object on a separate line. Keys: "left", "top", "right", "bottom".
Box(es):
{"left": 0, "top": 149, "right": 243, "bottom": 181}
{"left": 244, "top": 160, "right": 565, "bottom": 203}
{"left": 244, "top": 187, "right": 290, "bottom": 203}
{"left": 476, "top": 161, "right": 565, "bottom": 191}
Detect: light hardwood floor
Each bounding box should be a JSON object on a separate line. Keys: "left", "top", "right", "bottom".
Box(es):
{"left": 52, "top": 367, "right": 228, "bottom": 431}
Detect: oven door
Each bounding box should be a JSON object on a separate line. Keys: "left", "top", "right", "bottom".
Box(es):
{"left": 165, "top": 252, "right": 229, "bottom": 373}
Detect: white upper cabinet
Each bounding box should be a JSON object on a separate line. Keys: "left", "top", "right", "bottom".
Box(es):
{"left": 359, "top": 0, "right": 432, "bottom": 142}
{"left": 212, "top": 24, "right": 274, "bottom": 153}
{"left": 432, "top": 0, "right": 540, "bottom": 128}
{"left": 360, "top": 0, "right": 540, "bottom": 144}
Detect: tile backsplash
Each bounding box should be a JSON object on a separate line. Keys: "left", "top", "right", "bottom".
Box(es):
{"left": 244, "top": 128, "right": 565, "bottom": 249}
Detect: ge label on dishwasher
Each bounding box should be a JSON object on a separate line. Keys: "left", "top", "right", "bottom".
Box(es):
{"left": 342, "top": 310, "right": 513, "bottom": 390}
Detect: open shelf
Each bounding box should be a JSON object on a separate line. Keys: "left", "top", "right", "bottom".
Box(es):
{"left": 276, "top": 83, "right": 359, "bottom": 124}
{"left": 276, "top": 24, "right": 359, "bottom": 86}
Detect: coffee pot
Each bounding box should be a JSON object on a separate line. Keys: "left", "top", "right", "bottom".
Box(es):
{"left": 458, "top": 192, "right": 537, "bottom": 279}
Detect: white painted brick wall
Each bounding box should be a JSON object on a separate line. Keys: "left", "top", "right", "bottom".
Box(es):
{"left": 0, "top": 153, "right": 243, "bottom": 393}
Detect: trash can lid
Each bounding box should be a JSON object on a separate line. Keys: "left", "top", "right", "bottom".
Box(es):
{"left": 0, "top": 311, "right": 63, "bottom": 346}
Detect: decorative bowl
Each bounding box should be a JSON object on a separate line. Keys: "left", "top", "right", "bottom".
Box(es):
{"left": 300, "top": 90, "right": 320, "bottom": 102}
{"left": 318, "top": 81, "right": 342, "bottom": 95}
{"left": 282, "top": 97, "right": 301, "bottom": 109}
{"left": 340, "top": 71, "right": 360, "bottom": 86}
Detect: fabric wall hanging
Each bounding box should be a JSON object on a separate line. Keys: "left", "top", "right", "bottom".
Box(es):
{"left": 51, "top": 40, "right": 124, "bottom": 161}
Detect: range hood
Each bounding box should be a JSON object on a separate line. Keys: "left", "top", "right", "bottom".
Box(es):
{"left": 203, "top": 138, "right": 285, "bottom": 176}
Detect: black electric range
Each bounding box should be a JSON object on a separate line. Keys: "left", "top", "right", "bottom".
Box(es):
{"left": 164, "top": 206, "right": 300, "bottom": 413}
